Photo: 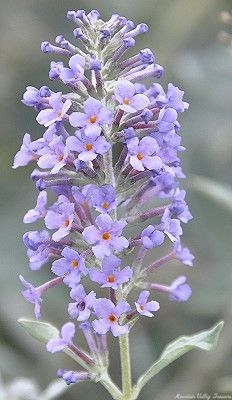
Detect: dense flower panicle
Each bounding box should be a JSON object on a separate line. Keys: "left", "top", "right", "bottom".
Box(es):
{"left": 15, "top": 8, "right": 193, "bottom": 384}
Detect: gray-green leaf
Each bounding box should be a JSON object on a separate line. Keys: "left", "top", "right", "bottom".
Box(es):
{"left": 133, "top": 321, "right": 224, "bottom": 399}
{"left": 18, "top": 318, "right": 59, "bottom": 344}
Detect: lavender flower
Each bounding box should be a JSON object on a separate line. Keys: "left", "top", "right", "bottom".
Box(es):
{"left": 51, "top": 247, "right": 88, "bottom": 287}
{"left": 115, "top": 80, "right": 149, "bottom": 113}
{"left": 135, "top": 291, "right": 160, "bottom": 317}
{"left": 44, "top": 196, "right": 74, "bottom": 241}
{"left": 89, "top": 255, "right": 133, "bottom": 289}
{"left": 23, "top": 191, "right": 47, "bottom": 223}
{"left": 59, "top": 54, "right": 85, "bottom": 84}
{"left": 82, "top": 214, "right": 129, "bottom": 259}
{"left": 141, "top": 225, "right": 165, "bottom": 249}
{"left": 13, "top": 133, "right": 43, "bottom": 168}
{"left": 68, "top": 284, "right": 96, "bottom": 321}
{"left": 127, "top": 137, "right": 162, "bottom": 172}
{"left": 90, "top": 185, "right": 116, "bottom": 213}
{"left": 150, "top": 276, "right": 192, "bottom": 302}
{"left": 66, "top": 131, "right": 111, "bottom": 162}
{"left": 20, "top": 275, "right": 42, "bottom": 319}
{"left": 69, "top": 97, "right": 113, "bottom": 137}
{"left": 23, "top": 230, "right": 50, "bottom": 270}
{"left": 36, "top": 93, "right": 71, "bottom": 127}
{"left": 93, "top": 299, "right": 130, "bottom": 337}
{"left": 37, "top": 136, "right": 70, "bottom": 174}
{"left": 169, "top": 276, "right": 192, "bottom": 301}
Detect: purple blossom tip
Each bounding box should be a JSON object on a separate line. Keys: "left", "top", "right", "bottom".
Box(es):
{"left": 169, "top": 276, "right": 192, "bottom": 302}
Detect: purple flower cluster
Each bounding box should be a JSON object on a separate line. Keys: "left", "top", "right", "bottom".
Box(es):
{"left": 15, "top": 9, "right": 193, "bottom": 384}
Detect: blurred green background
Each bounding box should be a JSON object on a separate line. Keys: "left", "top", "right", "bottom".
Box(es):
{"left": 1, "top": 0, "right": 232, "bottom": 399}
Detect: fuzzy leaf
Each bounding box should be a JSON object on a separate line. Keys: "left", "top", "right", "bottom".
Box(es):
{"left": 18, "top": 318, "right": 59, "bottom": 343}
{"left": 133, "top": 321, "right": 224, "bottom": 398}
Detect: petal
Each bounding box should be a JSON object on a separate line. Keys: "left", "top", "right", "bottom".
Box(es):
{"left": 102, "top": 255, "right": 121, "bottom": 271}
{"left": 82, "top": 225, "right": 100, "bottom": 244}
{"left": 66, "top": 136, "right": 84, "bottom": 152}
{"left": 52, "top": 259, "right": 70, "bottom": 276}
{"left": 126, "top": 137, "right": 139, "bottom": 155}
{"left": 70, "top": 284, "right": 86, "bottom": 301}
{"left": 84, "top": 124, "right": 101, "bottom": 138}
{"left": 143, "top": 155, "right": 162, "bottom": 171}
{"left": 146, "top": 300, "right": 160, "bottom": 312}
{"left": 89, "top": 269, "right": 105, "bottom": 284}
{"left": 23, "top": 209, "right": 41, "bottom": 224}
{"left": 94, "top": 136, "right": 111, "bottom": 154}
{"left": 139, "top": 137, "right": 159, "bottom": 155}
{"left": 69, "top": 112, "right": 87, "bottom": 128}
{"left": 36, "top": 109, "right": 57, "bottom": 127}
{"left": 117, "top": 267, "right": 133, "bottom": 284}
{"left": 129, "top": 156, "right": 144, "bottom": 171}
{"left": 60, "top": 68, "right": 75, "bottom": 82}
{"left": 111, "top": 323, "right": 129, "bottom": 337}
{"left": 119, "top": 103, "right": 137, "bottom": 113}
{"left": 92, "top": 319, "right": 110, "bottom": 335}
{"left": 94, "top": 298, "right": 114, "bottom": 318}
{"left": 62, "top": 99, "right": 72, "bottom": 114}
{"left": 77, "top": 309, "right": 91, "bottom": 322}
{"left": 78, "top": 151, "right": 97, "bottom": 162}
{"left": 115, "top": 301, "right": 131, "bottom": 316}
{"left": 95, "top": 214, "right": 113, "bottom": 231}
{"left": 92, "top": 243, "right": 111, "bottom": 259}
{"left": 61, "top": 322, "right": 75, "bottom": 342}
{"left": 84, "top": 98, "right": 102, "bottom": 116}
{"left": 46, "top": 338, "right": 67, "bottom": 353}
{"left": 69, "top": 54, "right": 85, "bottom": 70}
{"left": 52, "top": 227, "right": 70, "bottom": 242}
{"left": 115, "top": 80, "right": 134, "bottom": 102}
{"left": 112, "top": 236, "right": 129, "bottom": 252}
{"left": 130, "top": 94, "right": 149, "bottom": 111}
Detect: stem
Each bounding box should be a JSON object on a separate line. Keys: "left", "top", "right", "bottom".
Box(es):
{"left": 100, "top": 371, "right": 122, "bottom": 400}
{"left": 103, "top": 148, "right": 115, "bottom": 187}
{"left": 119, "top": 334, "right": 132, "bottom": 400}
{"left": 146, "top": 251, "right": 176, "bottom": 273}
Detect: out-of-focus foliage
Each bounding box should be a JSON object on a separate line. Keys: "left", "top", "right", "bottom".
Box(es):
{"left": 0, "top": 1, "right": 231, "bottom": 399}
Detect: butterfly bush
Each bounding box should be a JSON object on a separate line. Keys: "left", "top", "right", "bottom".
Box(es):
{"left": 14, "top": 8, "right": 195, "bottom": 396}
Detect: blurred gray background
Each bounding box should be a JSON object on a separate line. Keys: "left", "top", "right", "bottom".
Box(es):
{"left": 0, "top": 0, "right": 232, "bottom": 399}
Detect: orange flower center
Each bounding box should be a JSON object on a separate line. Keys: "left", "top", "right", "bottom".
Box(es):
{"left": 85, "top": 143, "right": 93, "bottom": 151}
{"left": 107, "top": 275, "right": 115, "bottom": 283}
{"left": 56, "top": 111, "right": 62, "bottom": 117}
{"left": 137, "top": 152, "right": 144, "bottom": 160}
{"left": 139, "top": 305, "right": 145, "bottom": 311}
{"left": 102, "top": 232, "right": 111, "bottom": 240}
{"left": 123, "top": 98, "right": 130, "bottom": 105}
{"left": 108, "top": 314, "right": 118, "bottom": 323}
{"left": 63, "top": 219, "right": 70, "bottom": 227}
{"left": 89, "top": 115, "right": 97, "bottom": 124}
{"left": 102, "top": 202, "right": 109, "bottom": 209}
{"left": 58, "top": 154, "right": 64, "bottom": 161}
{"left": 71, "top": 260, "right": 79, "bottom": 269}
